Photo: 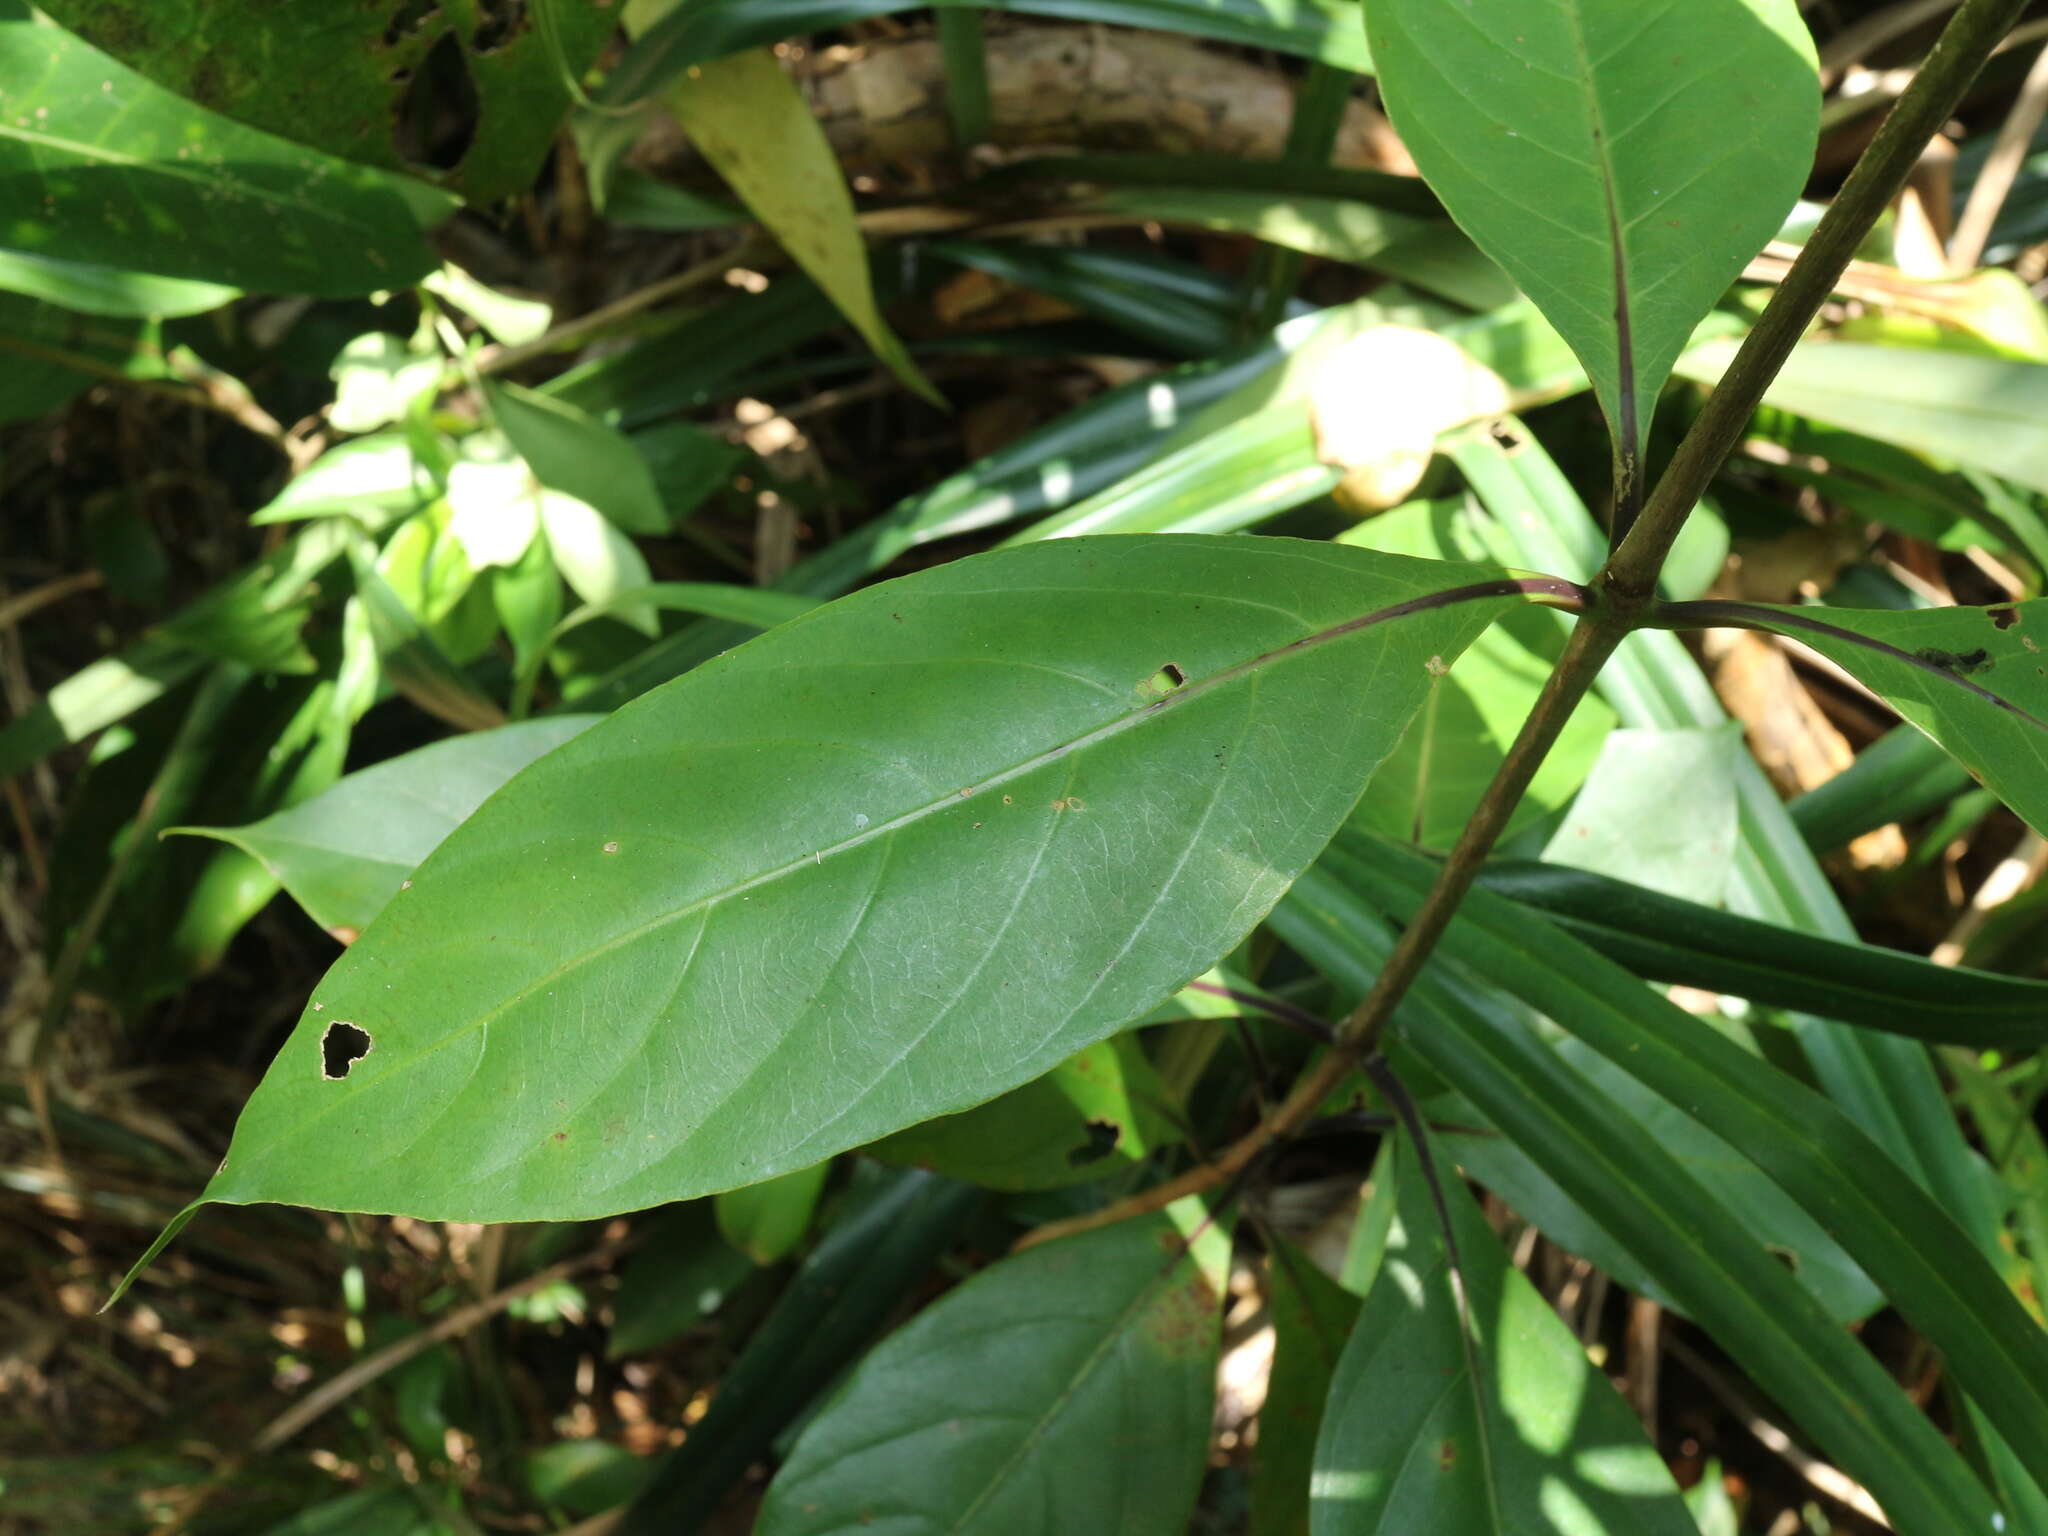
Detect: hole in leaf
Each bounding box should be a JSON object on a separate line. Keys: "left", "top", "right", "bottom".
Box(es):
{"left": 1139, "top": 662, "right": 1187, "bottom": 699}
{"left": 383, "top": 0, "right": 440, "bottom": 46}
{"left": 1991, "top": 606, "right": 2019, "bottom": 631}
{"left": 393, "top": 31, "right": 478, "bottom": 172}
{"left": 321, "top": 1022, "right": 373, "bottom": 1080}
{"left": 1067, "top": 1120, "right": 1122, "bottom": 1166}
{"left": 472, "top": 0, "right": 528, "bottom": 52}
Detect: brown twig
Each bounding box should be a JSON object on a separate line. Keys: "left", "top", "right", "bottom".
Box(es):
{"left": 476, "top": 243, "right": 763, "bottom": 376}
{"left": 0, "top": 570, "right": 103, "bottom": 632}
{"left": 252, "top": 1233, "right": 632, "bottom": 1451}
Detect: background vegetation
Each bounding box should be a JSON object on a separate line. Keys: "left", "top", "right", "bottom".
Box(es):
{"left": 5, "top": 0, "right": 2048, "bottom": 1532}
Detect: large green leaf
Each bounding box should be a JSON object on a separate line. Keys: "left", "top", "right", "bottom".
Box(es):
{"left": 1656, "top": 596, "right": 2048, "bottom": 835}
{"left": 1365, "top": 0, "right": 1816, "bottom": 457}
{"left": 0, "top": 7, "right": 441, "bottom": 294}
{"left": 184, "top": 536, "right": 1525, "bottom": 1223}
{"left": 1273, "top": 874, "right": 2008, "bottom": 1536}
{"left": 1312, "top": 1136, "right": 1694, "bottom": 1535}
{"left": 34, "top": 0, "right": 615, "bottom": 203}
{"left": 757, "top": 1202, "right": 1227, "bottom": 1535}
{"left": 176, "top": 718, "right": 603, "bottom": 939}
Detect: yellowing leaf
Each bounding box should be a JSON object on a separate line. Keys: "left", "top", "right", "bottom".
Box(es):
{"left": 660, "top": 48, "right": 943, "bottom": 407}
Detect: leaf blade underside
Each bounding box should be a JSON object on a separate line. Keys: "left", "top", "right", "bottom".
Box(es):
{"left": 203, "top": 536, "right": 1522, "bottom": 1221}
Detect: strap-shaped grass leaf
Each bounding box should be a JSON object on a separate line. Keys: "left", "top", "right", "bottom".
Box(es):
{"left": 1656, "top": 597, "right": 2048, "bottom": 835}
{"left": 1475, "top": 856, "right": 2048, "bottom": 1049}
{"left": 1309, "top": 849, "right": 1883, "bottom": 1326}
{"left": 1312, "top": 1137, "right": 1695, "bottom": 1535}
{"left": 757, "top": 1203, "right": 1227, "bottom": 1535}
{"left": 1679, "top": 338, "right": 2048, "bottom": 498}
{"left": 1350, "top": 837, "right": 2048, "bottom": 1504}
{"left": 0, "top": 7, "right": 443, "bottom": 295}
{"left": 1272, "top": 874, "right": 2007, "bottom": 1535}
{"left": 35, "top": 0, "right": 615, "bottom": 203}
{"left": 1257, "top": 1239, "right": 1360, "bottom": 1536}
{"left": 1451, "top": 422, "right": 2008, "bottom": 1251}
{"left": 1366, "top": 0, "right": 1817, "bottom": 460}
{"left": 1541, "top": 724, "right": 1742, "bottom": 905}
{"left": 190, "top": 537, "right": 1529, "bottom": 1224}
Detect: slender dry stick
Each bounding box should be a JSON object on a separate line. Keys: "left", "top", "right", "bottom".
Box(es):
{"left": 1821, "top": 0, "right": 1963, "bottom": 81}
{"left": 1950, "top": 39, "right": 2048, "bottom": 270}
{"left": 476, "top": 243, "right": 761, "bottom": 376}
{"left": 253, "top": 1234, "right": 632, "bottom": 1451}
{"left": 1019, "top": 0, "right": 2031, "bottom": 1253}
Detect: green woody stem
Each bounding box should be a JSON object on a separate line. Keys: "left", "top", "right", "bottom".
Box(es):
{"left": 1019, "top": 0, "right": 2032, "bottom": 1252}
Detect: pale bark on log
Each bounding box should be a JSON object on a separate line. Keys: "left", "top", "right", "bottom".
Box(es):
{"left": 629, "top": 24, "right": 1411, "bottom": 193}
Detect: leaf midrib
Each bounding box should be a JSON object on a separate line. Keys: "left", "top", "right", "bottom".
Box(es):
{"left": 1560, "top": 0, "right": 1636, "bottom": 450}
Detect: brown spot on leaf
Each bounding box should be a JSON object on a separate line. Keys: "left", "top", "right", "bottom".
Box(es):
{"left": 382, "top": 0, "right": 442, "bottom": 48}
{"left": 1145, "top": 1265, "right": 1221, "bottom": 1358}
{"left": 472, "top": 0, "right": 528, "bottom": 52}
{"left": 1439, "top": 1440, "right": 1458, "bottom": 1470}
{"left": 1066, "top": 1120, "right": 1121, "bottom": 1166}
{"left": 1915, "top": 646, "right": 1993, "bottom": 676}
{"left": 1991, "top": 606, "right": 2020, "bottom": 631}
